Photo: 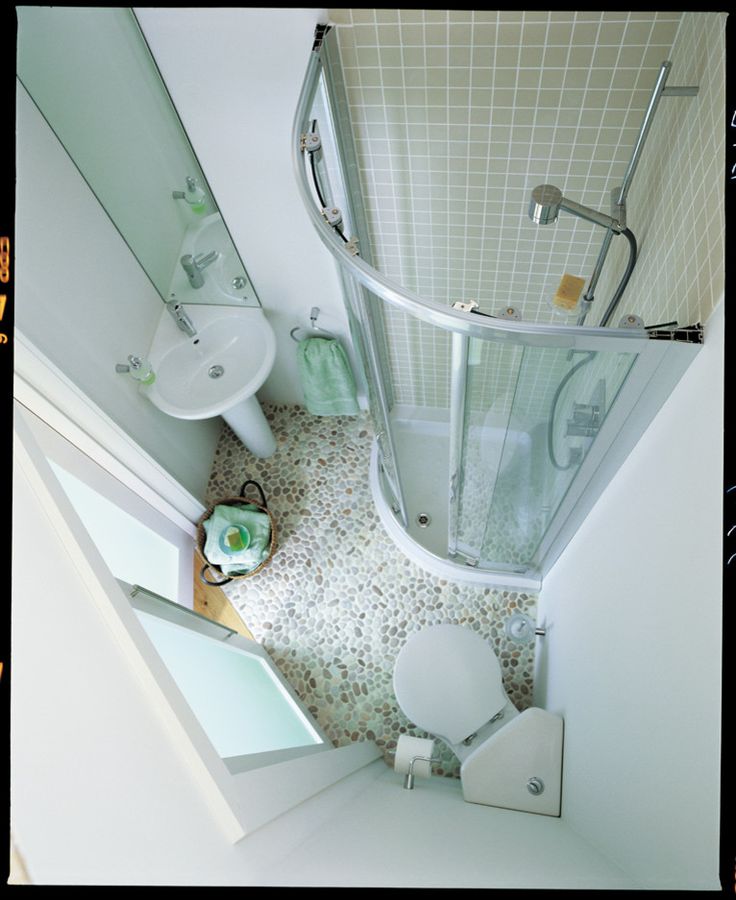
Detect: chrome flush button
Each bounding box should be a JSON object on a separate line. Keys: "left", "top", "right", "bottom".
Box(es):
{"left": 527, "top": 777, "right": 545, "bottom": 796}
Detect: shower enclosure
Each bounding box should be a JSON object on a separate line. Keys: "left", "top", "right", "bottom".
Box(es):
{"left": 294, "top": 25, "right": 703, "bottom": 589}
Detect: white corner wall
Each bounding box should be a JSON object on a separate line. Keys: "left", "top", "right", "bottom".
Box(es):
{"left": 535, "top": 301, "right": 724, "bottom": 890}
{"left": 15, "top": 83, "right": 220, "bottom": 503}
{"left": 134, "top": 7, "right": 360, "bottom": 406}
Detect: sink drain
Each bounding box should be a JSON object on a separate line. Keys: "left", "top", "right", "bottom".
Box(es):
{"left": 208, "top": 365, "right": 225, "bottom": 379}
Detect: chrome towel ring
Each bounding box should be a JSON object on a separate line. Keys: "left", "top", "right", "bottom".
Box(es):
{"left": 290, "top": 306, "right": 338, "bottom": 342}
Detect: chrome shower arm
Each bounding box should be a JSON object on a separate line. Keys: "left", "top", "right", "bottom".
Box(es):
{"left": 558, "top": 195, "right": 624, "bottom": 233}
{"left": 528, "top": 184, "right": 623, "bottom": 232}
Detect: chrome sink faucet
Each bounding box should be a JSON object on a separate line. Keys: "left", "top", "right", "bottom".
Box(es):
{"left": 166, "top": 298, "right": 197, "bottom": 337}
{"left": 180, "top": 249, "right": 218, "bottom": 289}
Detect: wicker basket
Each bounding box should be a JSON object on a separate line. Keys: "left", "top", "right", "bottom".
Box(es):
{"left": 196, "top": 479, "right": 276, "bottom": 586}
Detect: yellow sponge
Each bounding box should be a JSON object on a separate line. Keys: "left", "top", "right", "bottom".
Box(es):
{"left": 553, "top": 273, "right": 586, "bottom": 311}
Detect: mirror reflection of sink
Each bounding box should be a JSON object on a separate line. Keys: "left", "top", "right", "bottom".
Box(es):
{"left": 170, "top": 212, "right": 257, "bottom": 305}
{"left": 146, "top": 304, "right": 277, "bottom": 457}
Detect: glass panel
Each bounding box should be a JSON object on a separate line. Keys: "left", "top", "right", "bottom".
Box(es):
{"left": 342, "top": 277, "right": 407, "bottom": 525}
{"left": 455, "top": 340, "right": 524, "bottom": 566}
{"left": 16, "top": 6, "right": 259, "bottom": 307}
{"left": 457, "top": 341, "right": 637, "bottom": 571}
{"left": 135, "top": 609, "right": 323, "bottom": 759}
{"left": 48, "top": 460, "right": 181, "bottom": 600}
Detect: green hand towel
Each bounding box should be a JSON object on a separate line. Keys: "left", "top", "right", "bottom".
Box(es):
{"left": 297, "top": 337, "right": 359, "bottom": 416}
{"left": 203, "top": 503, "right": 271, "bottom": 574}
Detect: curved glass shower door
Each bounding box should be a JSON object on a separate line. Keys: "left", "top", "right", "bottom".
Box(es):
{"left": 453, "top": 340, "right": 637, "bottom": 572}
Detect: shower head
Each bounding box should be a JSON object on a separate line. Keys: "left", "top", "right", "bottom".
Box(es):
{"left": 528, "top": 184, "right": 563, "bottom": 225}
{"left": 528, "top": 183, "right": 624, "bottom": 233}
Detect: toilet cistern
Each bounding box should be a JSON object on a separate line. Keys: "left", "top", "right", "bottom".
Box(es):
{"left": 393, "top": 624, "right": 564, "bottom": 816}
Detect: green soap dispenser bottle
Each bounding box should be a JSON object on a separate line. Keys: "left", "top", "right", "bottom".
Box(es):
{"left": 127, "top": 355, "right": 156, "bottom": 385}
{"left": 179, "top": 176, "right": 207, "bottom": 214}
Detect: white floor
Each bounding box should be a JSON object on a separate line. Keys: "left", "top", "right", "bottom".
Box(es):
{"left": 391, "top": 415, "right": 450, "bottom": 558}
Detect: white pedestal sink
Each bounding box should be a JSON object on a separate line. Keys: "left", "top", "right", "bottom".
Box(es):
{"left": 144, "top": 303, "right": 277, "bottom": 457}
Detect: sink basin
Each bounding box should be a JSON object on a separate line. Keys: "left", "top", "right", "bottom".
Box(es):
{"left": 148, "top": 305, "right": 275, "bottom": 419}
{"left": 145, "top": 304, "right": 277, "bottom": 457}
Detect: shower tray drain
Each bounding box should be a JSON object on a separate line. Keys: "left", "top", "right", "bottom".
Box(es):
{"left": 208, "top": 365, "right": 225, "bottom": 379}
{"left": 415, "top": 512, "right": 432, "bottom": 528}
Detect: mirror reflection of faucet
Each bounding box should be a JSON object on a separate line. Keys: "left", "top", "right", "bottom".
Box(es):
{"left": 180, "top": 250, "right": 219, "bottom": 289}
{"left": 170, "top": 213, "right": 254, "bottom": 305}
{"left": 166, "top": 297, "right": 197, "bottom": 337}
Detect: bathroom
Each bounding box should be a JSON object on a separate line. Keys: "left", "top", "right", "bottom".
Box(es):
{"left": 10, "top": 7, "right": 726, "bottom": 890}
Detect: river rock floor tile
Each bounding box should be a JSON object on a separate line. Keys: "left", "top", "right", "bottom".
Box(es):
{"left": 206, "top": 404, "right": 537, "bottom": 778}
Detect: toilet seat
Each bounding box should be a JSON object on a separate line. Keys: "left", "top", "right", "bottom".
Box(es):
{"left": 393, "top": 624, "right": 508, "bottom": 745}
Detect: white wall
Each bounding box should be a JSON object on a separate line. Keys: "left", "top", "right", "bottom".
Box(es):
{"left": 535, "top": 301, "right": 724, "bottom": 890}
{"left": 134, "top": 7, "right": 362, "bottom": 406}
{"left": 15, "top": 83, "right": 220, "bottom": 503}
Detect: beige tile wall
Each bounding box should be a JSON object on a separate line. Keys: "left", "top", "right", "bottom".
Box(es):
{"left": 594, "top": 12, "right": 726, "bottom": 329}
{"left": 326, "top": 9, "right": 726, "bottom": 407}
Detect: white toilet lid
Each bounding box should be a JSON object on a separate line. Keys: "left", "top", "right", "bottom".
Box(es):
{"left": 393, "top": 624, "right": 507, "bottom": 745}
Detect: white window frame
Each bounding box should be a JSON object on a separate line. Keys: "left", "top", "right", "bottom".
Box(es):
{"left": 23, "top": 407, "right": 195, "bottom": 609}
{"left": 123, "top": 580, "right": 333, "bottom": 773}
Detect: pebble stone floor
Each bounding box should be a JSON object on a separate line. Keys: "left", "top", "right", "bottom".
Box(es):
{"left": 206, "top": 404, "right": 538, "bottom": 778}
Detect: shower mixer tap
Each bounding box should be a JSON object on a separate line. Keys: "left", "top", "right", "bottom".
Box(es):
{"left": 566, "top": 378, "right": 606, "bottom": 438}
{"left": 566, "top": 402, "right": 603, "bottom": 438}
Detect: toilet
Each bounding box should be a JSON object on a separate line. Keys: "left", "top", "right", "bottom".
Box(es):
{"left": 393, "top": 624, "right": 563, "bottom": 816}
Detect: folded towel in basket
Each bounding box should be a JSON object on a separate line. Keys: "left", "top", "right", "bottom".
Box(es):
{"left": 203, "top": 503, "right": 271, "bottom": 575}
{"left": 297, "top": 336, "right": 359, "bottom": 416}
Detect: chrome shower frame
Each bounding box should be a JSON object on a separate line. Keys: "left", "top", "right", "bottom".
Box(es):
{"left": 293, "top": 29, "right": 703, "bottom": 587}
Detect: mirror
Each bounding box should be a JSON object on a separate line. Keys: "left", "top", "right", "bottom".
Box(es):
{"left": 16, "top": 6, "right": 260, "bottom": 308}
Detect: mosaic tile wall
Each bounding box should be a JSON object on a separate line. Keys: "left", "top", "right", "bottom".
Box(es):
{"left": 206, "top": 405, "right": 538, "bottom": 777}
{"left": 592, "top": 12, "right": 726, "bottom": 331}
{"left": 323, "top": 9, "right": 725, "bottom": 409}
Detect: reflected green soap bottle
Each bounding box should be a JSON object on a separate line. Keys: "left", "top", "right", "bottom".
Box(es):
{"left": 182, "top": 175, "right": 206, "bottom": 215}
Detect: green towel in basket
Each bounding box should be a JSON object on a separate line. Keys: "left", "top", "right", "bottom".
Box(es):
{"left": 297, "top": 337, "right": 359, "bottom": 416}
{"left": 203, "top": 503, "right": 271, "bottom": 575}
